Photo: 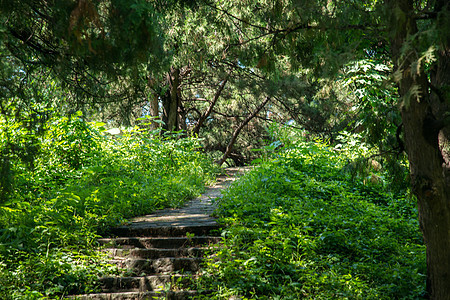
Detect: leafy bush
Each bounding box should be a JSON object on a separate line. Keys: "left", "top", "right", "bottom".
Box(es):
{"left": 202, "top": 140, "right": 425, "bottom": 299}
{"left": 0, "top": 113, "right": 218, "bottom": 299}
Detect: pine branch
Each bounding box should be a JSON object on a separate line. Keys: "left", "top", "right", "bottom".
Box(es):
{"left": 192, "top": 77, "right": 229, "bottom": 135}
{"left": 217, "top": 97, "right": 270, "bottom": 166}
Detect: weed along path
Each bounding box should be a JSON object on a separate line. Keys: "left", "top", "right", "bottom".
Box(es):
{"left": 72, "top": 167, "right": 251, "bottom": 300}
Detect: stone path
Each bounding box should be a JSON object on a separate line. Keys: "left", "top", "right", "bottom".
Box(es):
{"left": 71, "top": 167, "right": 250, "bottom": 300}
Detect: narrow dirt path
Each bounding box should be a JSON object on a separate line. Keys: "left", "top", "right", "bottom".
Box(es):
{"left": 72, "top": 166, "right": 251, "bottom": 300}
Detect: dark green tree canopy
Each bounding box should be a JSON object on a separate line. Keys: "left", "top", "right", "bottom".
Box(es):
{"left": 1, "top": 1, "right": 450, "bottom": 298}
{"left": 1, "top": 0, "right": 181, "bottom": 109}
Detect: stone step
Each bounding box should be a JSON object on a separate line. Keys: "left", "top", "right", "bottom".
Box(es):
{"left": 103, "top": 247, "right": 210, "bottom": 259}
{"left": 70, "top": 290, "right": 210, "bottom": 299}
{"left": 98, "top": 236, "right": 222, "bottom": 249}
{"left": 111, "top": 257, "right": 203, "bottom": 275}
{"left": 106, "top": 224, "right": 221, "bottom": 238}
{"left": 99, "top": 275, "right": 196, "bottom": 293}
{"left": 66, "top": 168, "right": 249, "bottom": 299}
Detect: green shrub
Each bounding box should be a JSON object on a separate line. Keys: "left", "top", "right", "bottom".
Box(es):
{"left": 0, "top": 114, "right": 218, "bottom": 299}
{"left": 202, "top": 140, "right": 425, "bottom": 299}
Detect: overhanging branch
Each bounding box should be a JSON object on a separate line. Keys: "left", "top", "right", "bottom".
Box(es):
{"left": 217, "top": 96, "right": 270, "bottom": 166}
{"left": 192, "top": 76, "right": 229, "bottom": 135}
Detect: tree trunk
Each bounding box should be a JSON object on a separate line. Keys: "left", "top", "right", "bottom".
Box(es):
{"left": 387, "top": 1, "right": 450, "bottom": 298}
{"left": 148, "top": 77, "right": 160, "bottom": 130}
{"left": 162, "top": 67, "right": 184, "bottom": 132}
{"left": 425, "top": 45, "right": 450, "bottom": 300}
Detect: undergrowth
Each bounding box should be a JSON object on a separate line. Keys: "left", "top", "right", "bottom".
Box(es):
{"left": 0, "top": 113, "right": 218, "bottom": 299}
{"left": 201, "top": 139, "right": 426, "bottom": 299}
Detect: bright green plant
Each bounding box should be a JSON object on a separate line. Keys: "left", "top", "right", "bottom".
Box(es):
{"left": 0, "top": 114, "right": 218, "bottom": 299}
{"left": 202, "top": 139, "right": 425, "bottom": 299}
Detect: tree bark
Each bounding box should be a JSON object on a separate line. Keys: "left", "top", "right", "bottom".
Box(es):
{"left": 162, "top": 67, "right": 183, "bottom": 132}
{"left": 387, "top": 1, "right": 450, "bottom": 298}
{"left": 148, "top": 77, "right": 160, "bottom": 130}
{"left": 217, "top": 97, "right": 270, "bottom": 166}
{"left": 168, "top": 67, "right": 180, "bottom": 131}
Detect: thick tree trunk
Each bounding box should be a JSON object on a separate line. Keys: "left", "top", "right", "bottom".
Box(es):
{"left": 388, "top": 1, "right": 450, "bottom": 298}
{"left": 426, "top": 51, "right": 450, "bottom": 300}
{"left": 162, "top": 67, "right": 185, "bottom": 132}
{"left": 402, "top": 79, "right": 450, "bottom": 300}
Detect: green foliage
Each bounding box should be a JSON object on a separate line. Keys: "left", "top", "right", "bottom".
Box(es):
{"left": 1, "top": 0, "right": 447, "bottom": 297}
{"left": 202, "top": 138, "right": 425, "bottom": 299}
{"left": 338, "top": 59, "right": 402, "bottom": 148}
{"left": 0, "top": 114, "right": 218, "bottom": 299}
{"left": 0, "top": 102, "right": 49, "bottom": 203}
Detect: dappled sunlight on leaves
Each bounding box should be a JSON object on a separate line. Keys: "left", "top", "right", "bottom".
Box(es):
{"left": 201, "top": 140, "right": 425, "bottom": 299}
{"left": 0, "top": 115, "right": 218, "bottom": 299}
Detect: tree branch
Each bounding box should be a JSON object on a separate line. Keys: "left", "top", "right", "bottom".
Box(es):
{"left": 217, "top": 97, "right": 270, "bottom": 166}
{"left": 192, "top": 77, "right": 229, "bottom": 135}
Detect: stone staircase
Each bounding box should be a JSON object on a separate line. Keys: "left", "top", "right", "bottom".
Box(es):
{"left": 87, "top": 227, "right": 220, "bottom": 299}
{"left": 70, "top": 167, "right": 250, "bottom": 300}
{"left": 71, "top": 211, "right": 222, "bottom": 300}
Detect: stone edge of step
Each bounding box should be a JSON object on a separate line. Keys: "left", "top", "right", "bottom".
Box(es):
{"left": 67, "top": 289, "right": 214, "bottom": 299}
{"left": 98, "top": 274, "right": 202, "bottom": 293}
{"left": 106, "top": 224, "right": 222, "bottom": 238}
